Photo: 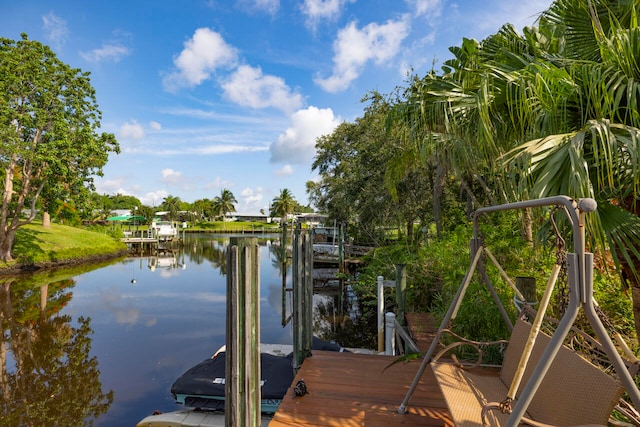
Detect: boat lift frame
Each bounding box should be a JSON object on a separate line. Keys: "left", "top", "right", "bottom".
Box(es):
{"left": 397, "top": 195, "right": 640, "bottom": 426}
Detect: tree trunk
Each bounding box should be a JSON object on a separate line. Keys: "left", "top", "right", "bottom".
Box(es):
{"left": 521, "top": 207, "right": 533, "bottom": 245}
{"left": 0, "top": 227, "right": 18, "bottom": 262}
{"left": 0, "top": 239, "right": 13, "bottom": 262}
{"left": 42, "top": 211, "right": 51, "bottom": 228}
{"left": 406, "top": 218, "right": 414, "bottom": 244}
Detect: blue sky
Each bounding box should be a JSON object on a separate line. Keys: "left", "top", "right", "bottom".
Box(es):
{"left": 2, "top": 0, "right": 551, "bottom": 214}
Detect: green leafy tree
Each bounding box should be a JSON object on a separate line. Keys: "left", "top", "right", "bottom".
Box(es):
{"left": 159, "top": 195, "right": 182, "bottom": 221}
{"left": 110, "top": 194, "right": 141, "bottom": 210}
{"left": 388, "top": 0, "right": 640, "bottom": 339}
{"left": 0, "top": 34, "right": 119, "bottom": 261}
{"left": 0, "top": 279, "right": 113, "bottom": 426}
{"left": 86, "top": 193, "right": 114, "bottom": 222}
{"left": 136, "top": 205, "right": 155, "bottom": 223}
{"left": 311, "top": 93, "right": 433, "bottom": 243}
{"left": 192, "top": 198, "right": 214, "bottom": 222}
{"left": 270, "top": 188, "right": 297, "bottom": 223}
{"left": 212, "top": 189, "right": 237, "bottom": 221}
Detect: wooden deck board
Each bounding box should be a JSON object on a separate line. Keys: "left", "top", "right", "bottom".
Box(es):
{"left": 268, "top": 351, "right": 452, "bottom": 427}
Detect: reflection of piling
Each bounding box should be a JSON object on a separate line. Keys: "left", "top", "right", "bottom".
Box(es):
{"left": 292, "top": 225, "right": 313, "bottom": 371}
{"left": 281, "top": 223, "right": 289, "bottom": 326}
{"left": 225, "top": 237, "right": 260, "bottom": 427}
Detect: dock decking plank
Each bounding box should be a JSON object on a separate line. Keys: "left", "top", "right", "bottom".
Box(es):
{"left": 268, "top": 351, "right": 453, "bottom": 427}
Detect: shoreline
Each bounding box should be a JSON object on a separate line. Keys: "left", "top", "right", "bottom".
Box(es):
{"left": 0, "top": 248, "right": 130, "bottom": 276}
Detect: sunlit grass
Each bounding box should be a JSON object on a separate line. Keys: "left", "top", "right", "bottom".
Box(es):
{"left": 6, "top": 221, "right": 127, "bottom": 267}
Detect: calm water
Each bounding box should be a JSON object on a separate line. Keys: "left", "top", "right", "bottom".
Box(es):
{"left": 0, "top": 233, "right": 346, "bottom": 426}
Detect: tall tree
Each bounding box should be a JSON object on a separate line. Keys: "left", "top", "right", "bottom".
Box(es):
{"left": 311, "top": 92, "right": 433, "bottom": 243}
{"left": 212, "top": 189, "right": 237, "bottom": 221}
{"left": 499, "top": 0, "right": 640, "bottom": 337}
{"left": 159, "top": 195, "right": 182, "bottom": 221}
{"left": 0, "top": 34, "right": 119, "bottom": 261}
{"left": 270, "top": 188, "right": 297, "bottom": 222}
{"left": 389, "top": 0, "right": 640, "bottom": 339}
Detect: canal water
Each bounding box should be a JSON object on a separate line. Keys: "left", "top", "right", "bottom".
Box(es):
{"left": 0, "top": 233, "right": 347, "bottom": 426}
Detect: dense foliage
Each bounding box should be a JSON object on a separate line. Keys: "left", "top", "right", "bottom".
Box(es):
{"left": 0, "top": 34, "right": 119, "bottom": 261}
{"left": 311, "top": 0, "right": 640, "bottom": 346}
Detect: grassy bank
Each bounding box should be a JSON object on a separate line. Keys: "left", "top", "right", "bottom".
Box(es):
{"left": 2, "top": 221, "right": 128, "bottom": 271}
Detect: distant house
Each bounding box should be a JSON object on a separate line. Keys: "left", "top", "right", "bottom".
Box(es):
{"left": 296, "top": 213, "right": 328, "bottom": 227}
{"left": 226, "top": 213, "right": 270, "bottom": 222}
{"left": 112, "top": 209, "right": 133, "bottom": 217}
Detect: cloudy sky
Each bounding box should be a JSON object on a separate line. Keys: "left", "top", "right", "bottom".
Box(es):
{"left": 2, "top": 0, "right": 552, "bottom": 214}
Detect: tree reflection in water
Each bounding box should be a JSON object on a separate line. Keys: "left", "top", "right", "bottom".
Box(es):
{"left": 0, "top": 278, "right": 113, "bottom": 426}
{"left": 312, "top": 287, "right": 377, "bottom": 349}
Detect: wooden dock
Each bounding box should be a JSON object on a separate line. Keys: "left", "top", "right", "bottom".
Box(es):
{"left": 268, "top": 312, "right": 446, "bottom": 426}
{"left": 268, "top": 350, "right": 452, "bottom": 426}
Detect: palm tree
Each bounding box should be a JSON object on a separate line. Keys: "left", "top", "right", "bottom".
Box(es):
{"left": 499, "top": 0, "right": 640, "bottom": 336}
{"left": 390, "top": 0, "right": 640, "bottom": 339}
{"left": 270, "top": 189, "right": 297, "bottom": 223}
{"left": 160, "top": 195, "right": 182, "bottom": 221}
{"left": 212, "top": 189, "right": 237, "bottom": 221}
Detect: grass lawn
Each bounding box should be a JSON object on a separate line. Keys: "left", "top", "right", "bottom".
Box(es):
{"left": 4, "top": 221, "right": 127, "bottom": 268}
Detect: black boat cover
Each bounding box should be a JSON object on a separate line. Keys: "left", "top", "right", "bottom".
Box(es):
{"left": 171, "top": 337, "right": 347, "bottom": 411}
{"left": 171, "top": 352, "right": 294, "bottom": 410}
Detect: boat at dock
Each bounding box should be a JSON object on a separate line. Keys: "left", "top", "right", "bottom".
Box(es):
{"left": 136, "top": 409, "right": 272, "bottom": 427}
{"left": 170, "top": 338, "right": 346, "bottom": 414}
{"left": 151, "top": 220, "right": 179, "bottom": 242}
{"left": 171, "top": 351, "right": 294, "bottom": 414}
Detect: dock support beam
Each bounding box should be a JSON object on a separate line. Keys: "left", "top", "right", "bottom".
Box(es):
{"left": 225, "top": 237, "right": 260, "bottom": 427}
{"left": 293, "top": 226, "right": 313, "bottom": 371}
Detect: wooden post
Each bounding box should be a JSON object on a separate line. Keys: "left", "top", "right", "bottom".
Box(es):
{"left": 395, "top": 264, "right": 406, "bottom": 326}
{"left": 225, "top": 237, "right": 260, "bottom": 427}
{"left": 303, "top": 230, "right": 313, "bottom": 354}
{"left": 293, "top": 226, "right": 313, "bottom": 371}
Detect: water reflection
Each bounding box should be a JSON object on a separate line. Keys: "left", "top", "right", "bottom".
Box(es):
{"left": 0, "top": 233, "right": 365, "bottom": 426}
{"left": 0, "top": 277, "right": 113, "bottom": 426}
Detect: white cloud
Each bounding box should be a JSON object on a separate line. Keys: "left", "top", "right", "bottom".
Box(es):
{"left": 240, "top": 0, "right": 280, "bottom": 15}
{"left": 161, "top": 168, "right": 183, "bottom": 184}
{"left": 162, "top": 28, "right": 238, "bottom": 92}
{"left": 275, "top": 165, "right": 293, "bottom": 176}
{"left": 195, "top": 144, "right": 269, "bottom": 155}
{"left": 221, "top": 65, "right": 304, "bottom": 113}
{"left": 203, "top": 177, "right": 232, "bottom": 190}
{"left": 314, "top": 17, "right": 410, "bottom": 92}
{"left": 141, "top": 190, "right": 169, "bottom": 208}
{"left": 119, "top": 121, "right": 145, "bottom": 139}
{"left": 42, "top": 12, "right": 68, "bottom": 50}
{"left": 231, "top": 187, "right": 266, "bottom": 214}
{"left": 94, "top": 178, "right": 129, "bottom": 196}
{"left": 406, "top": 0, "right": 442, "bottom": 18}
{"left": 301, "top": 0, "right": 355, "bottom": 29}
{"left": 149, "top": 121, "right": 162, "bottom": 131}
{"left": 270, "top": 106, "right": 341, "bottom": 164}
{"left": 240, "top": 187, "right": 263, "bottom": 203}
{"left": 80, "top": 43, "right": 131, "bottom": 63}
